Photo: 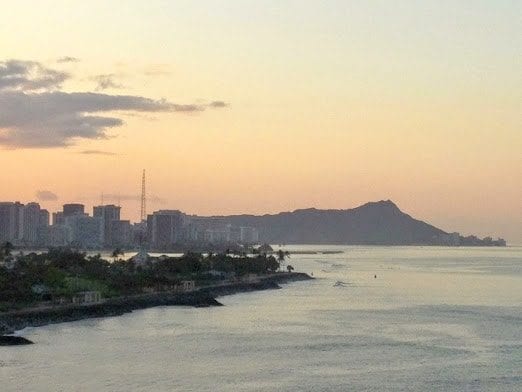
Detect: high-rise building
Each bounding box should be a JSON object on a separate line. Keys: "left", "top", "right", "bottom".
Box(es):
{"left": 147, "top": 210, "right": 184, "bottom": 249}
{"left": 131, "top": 222, "right": 147, "bottom": 247}
{"left": 93, "top": 205, "right": 121, "bottom": 246}
{"left": 37, "top": 209, "right": 50, "bottom": 246}
{"left": 111, "top": 220, "right": 132, "bottom": 248}
{"left": 47, "top": 225, "right": 70, "bottom": 247}
{"left": 39, "top": 209, "right": 50, "bottom": 227}
{"left": 0, "top": 202, "right": 24, "bottom": 244}
{"left": 0, "top": 202, "right": 15, "bottom": 243}
{"left": 52, "top": 211, "right": 64, "bottom": 225}
{"left": 64, "top": 214, "right": 102, "bottom": 249}
{"left": 0, "top": 202, "right": 51, "bottom": 247}
{"left": 22, "top": 202, "right": 42, "bottom": 246}
{"left": 180, "top": 222, "right": 201, "bottom": 242}
{"left": 62, "top": 203, "right": 85, "bottom": 217}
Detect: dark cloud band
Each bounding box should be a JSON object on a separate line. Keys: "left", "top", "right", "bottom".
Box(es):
{"left": 36, "top": 190, "right": 59, "bottom": 201}
{"left": 0, "top": 60, "right": 68, "bottom": 91}
{"left": 0, "top": 59, "right": 228, "bottom": 148}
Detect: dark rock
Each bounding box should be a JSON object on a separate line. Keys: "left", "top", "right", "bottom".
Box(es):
{"left": 0, "top": 335, "right": 33, "bottom": 346}
{"left": 194, "top": 298, "right": 223, "bottom": 308}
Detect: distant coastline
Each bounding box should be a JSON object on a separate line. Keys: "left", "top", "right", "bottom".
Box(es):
{"left": 0, "top": 200, "right": 507, "bottom": 252}
{"left": 204, "top": 200, "right": 507, "bottom": 247}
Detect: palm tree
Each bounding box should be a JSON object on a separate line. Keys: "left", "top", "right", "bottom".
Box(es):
{"left": 277, "top": 249, "right": 290, "bottom": 271}
{"left": 111, "top": 248, "right": 124, "bottom": 262}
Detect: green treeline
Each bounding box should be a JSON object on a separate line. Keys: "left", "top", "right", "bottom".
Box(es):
{"left": 0, "top": 246, "right": 285, "bottom": 311}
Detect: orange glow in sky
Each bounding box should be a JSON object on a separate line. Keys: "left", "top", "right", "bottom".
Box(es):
{"left": 0, "top": 1, "right": 520, "bottom": 242}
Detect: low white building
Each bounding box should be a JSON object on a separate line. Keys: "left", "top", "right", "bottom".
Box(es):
{"left": 72, "top": 291, "right": 102, "bottom": 305}
{"left": 181, "top": 280, "right": 195, "bottom": 292}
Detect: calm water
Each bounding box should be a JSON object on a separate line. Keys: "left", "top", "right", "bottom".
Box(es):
{"left": 2, "top": 246, "right": 521, "bottom": 391}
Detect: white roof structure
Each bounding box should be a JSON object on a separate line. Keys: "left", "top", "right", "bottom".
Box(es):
{"left": 130, "top": 249, "right": 150, "bottom": 266}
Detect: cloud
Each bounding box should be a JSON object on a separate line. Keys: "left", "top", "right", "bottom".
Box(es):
{"left": 36, "top": 190, "right": 58, "bottom": 201}
{"left": 209, "top": 100, "right": 228, "bottom": 108}
{"left": 0, "top": 59, "right": 228, "bottom": 148}
{"left": 91, "top": 74, "right": 123, "bottom": 91}
{"left": 0, "top": 60, "right": 68, "bottom": 91}
{"left": 57, "top": 56, "right": 80, "bottom": 63}
{"left": 79, "top": 150, "right": 117, "bottom": 156}
{"left": 0, "top": 91, "right": 175, "bottom": 147}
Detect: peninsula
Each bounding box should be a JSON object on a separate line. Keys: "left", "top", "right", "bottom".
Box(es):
{"left": 0, "top": 248, "right": 311, "bottom": 338}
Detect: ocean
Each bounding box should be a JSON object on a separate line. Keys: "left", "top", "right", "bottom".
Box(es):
{"left": 1, "top": 246, "right": 521, "bottom": 391}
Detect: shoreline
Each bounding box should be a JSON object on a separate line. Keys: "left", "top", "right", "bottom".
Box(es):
{"left": 0, "top": 272, "right": 312, "bottom": 338}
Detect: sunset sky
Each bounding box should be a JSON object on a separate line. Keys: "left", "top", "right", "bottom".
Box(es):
{"left": 0, "top": 1, "right": 520, "bottom": 242}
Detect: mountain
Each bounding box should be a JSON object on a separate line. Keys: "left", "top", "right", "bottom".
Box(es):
{"left": 201, "top": 200, "right": 450, "bottom": 245}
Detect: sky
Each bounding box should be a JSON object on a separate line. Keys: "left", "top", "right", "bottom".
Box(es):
{"left": 0, "top": 0, "right": 520, "bottom": 243}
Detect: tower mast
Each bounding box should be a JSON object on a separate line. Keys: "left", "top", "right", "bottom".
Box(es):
{"left": 140, "top": 169, "right": 146, "bottom": 222}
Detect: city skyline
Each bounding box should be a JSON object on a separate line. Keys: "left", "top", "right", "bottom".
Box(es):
{"left": 2, "top": 174, "right": 519, "bottom": 243}
{"left": 0, "top": 199, "right": 264, "bottom": 249}
{"left": 0, "top": 198, "right": 503, "bottom": 251}
{"left": 1, "top": 1, "right": 520, "bottom": 243}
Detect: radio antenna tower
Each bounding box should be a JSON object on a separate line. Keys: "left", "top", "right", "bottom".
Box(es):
{"left": 140, "top": 169, "right": 147, "bottom": 222}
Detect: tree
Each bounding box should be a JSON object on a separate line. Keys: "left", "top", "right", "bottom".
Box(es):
{"left": 277, "top": 249, "right": 290, "bottom": 271}
{"left": 112, "top": 248, "right": 124, "bottom": 262}
{"left": 1, "top": 241, "right": 14, "bottom": 259}
{"left": 286, "top": 265, "right": 294, "bottom": 273}
{"left": 266, "top": 255, "right": 279, "bottom": 272}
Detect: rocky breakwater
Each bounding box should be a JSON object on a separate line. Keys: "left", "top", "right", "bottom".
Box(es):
{"left": 201, "top": 272, "right": 313, "bottom": 298}
{"left": 0, "top": 335, "right": 34, "bottom": 346}
{"left": 0, "top": 291, "right": 221, "bottom": 336}
{"left": 0, "top": 272, "right": 313, "bottom": 338}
